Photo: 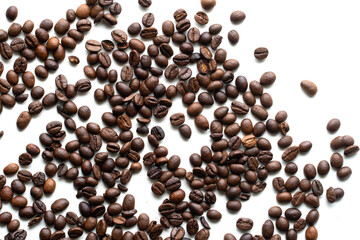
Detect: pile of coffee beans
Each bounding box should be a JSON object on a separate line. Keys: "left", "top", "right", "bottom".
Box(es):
{"left": 0, "top": 1, "right": 358, "bottom": 240}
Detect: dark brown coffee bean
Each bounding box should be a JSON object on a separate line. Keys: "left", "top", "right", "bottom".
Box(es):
{"left": 304, "top": 164, "right": 317, "bottom": 179}
{"left": 300, "top": 80, "right": 318, "bottom": 96}
{"left": 236, "top": 218, "right": 253, "bottom": 231}
{"left": 282, "top": 146, "right": 299, "bottom": 162}
{"left": 327, "top": 118, "right": 341, "bottom": 132}
{"left": 140, "top": 27, "right": 158, "bottom": 39}
{"left": 194, "top": 11, "right": 209, "bottom": 25}
{"left": 337, "top": 166, "right": 352, "bottom": 180}
{"left": 51, "top": 198, "right": 69, "bottom": 213}
{"left": 230, "top": 10, "right": 246, "bottom": 23}
{"left": 299, "top": 141, "right": 312, "bottom": 153}
{"left": 0, "top": 42, "right": 13, "bottom": 60}
{"left": 344, "top": 144, "right": 359, "bottom": 157}
{"left": 254, "top": 47, "right": 269, "bottom": 60}
{"left": 228, "top": 30, "right": 239, "bottom": 44}
{"left": 139, "top": 0, "right": 152, "bottom": 7}
{"left": 6, "top": 6, "right": 18, "bottom": 21}
{"left": 86, "top": 40, "right": 101, "bottom": 52}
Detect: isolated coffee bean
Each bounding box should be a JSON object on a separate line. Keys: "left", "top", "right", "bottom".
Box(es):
{"left": 17, "top": 111, "right": 31, "bottom": 129}
{"left": 201, "top": 0, "right": 216, "bottom": 9}
{"left": 254, "top": 47, "right": 269, "bottom": 59}
{"left": 327, "top": 118, "right": 341, "bottom": 132}
{"left": 301, "top": 80, "right": 318, "bottom": 96}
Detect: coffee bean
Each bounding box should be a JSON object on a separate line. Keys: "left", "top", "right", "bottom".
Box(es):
{"left": 140, "top": 27, "right": 158, "bottom": 39}
{"left": 230, "top": 11, "right": 246, "bottom": 23}
{"left": 251, "top": 105, "right": 268, "bottom": 120}
{"left": 6, "top": 6, "right": 18, "bottom": 21}
{"left": 142, "top": 13, "right": 155, "bottom": 28}
{"left": 68, "top": 56, "right": 79, "bottom": 64}
{"left": 195, "top": 115, "right": 209, "bottom": 130}
{"left": 337, "top": 166, "right": 352, "bottom": 180}
{"left": 327, "top": 118, "right": 341, "bottom": 132}
{"left": 344, "top": 144, "right": 359, "bottom": 156}
{"left": 317, "top": 160, "right": 330, "bottom": 176}
{"left": 139, "top": 0, "right": 152, "bottom": 7}
{"left": 282, "top": 146, "right": 299, "bottom": 162}
{"left": 0, "top": 42, "right": 13, "bottom": 60}
{"left": 278, "top": 136, "right": 293, "bottom": 148}
{"left": 177, "top": 124, "right": 191, "bottom": 139}
{"left": 201, "top": 0, "right": 216, "bottom": 10}
{"left": 254, "top": 47, "right": 269, "bottom": 59}
{"left": 86, "top": 40, "right": 101, "bottom": 52}
{"left": 275, "top": 216, "right": 289, "bottom": 232}
{"left": 228, "top": 30, "right": 239, "bottom": 44}
{"left": 194, "top": 11, "right": 209, "bottom": 25}
{"left": 13, "top": 57, "right": 28, "bottom": 74}
{"left": 301, "top": 80, "right": 318, "bottom": 96}
{"left": 304, "top": 164, "right": 317, "bottom": 179}
{"left": 51, "top": 198, "right": 69, "bottom": 213}
{"left": 236, "top": 218, "right": 253, "bottom": 231}
{"left": 299, "top": 141, "right": 312, "bottom": 153}
{"left": 305, "top": 226, "right": 318, "bottom": 240}
{"left": 17, "top": 111, "right": 31, "bottom": 129}
{"left": 3, "top": 163, "right": 19, "bottom": 175}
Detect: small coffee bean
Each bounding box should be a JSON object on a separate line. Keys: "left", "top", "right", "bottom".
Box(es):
{"left": 194, "top": 11, "right": 209, "bottom": 25}
{"left": 337, "top": 166, "right": 352, "bottom": 180}
{"left": 300, "top": 80, "right": 318, "bottom": 96}
{"left": 139, "top": 0, "right": 152, "bottom": 8}
{"left": 305, "top": 226, "right": 318, "bottom": 240}
{"left": 230, "top": 10, "right": 246, "bottom": 23}
{"left": 6, "top": 6, "right": 18, "bottom": 21}
{"left": 327, "top": 118, "right": 341, "bottom": 132}
{"left": 317, "top": 160, "right": 330, "bottom": 176}
{"left": 68, "top": 56, "right": 80, "bottom": 64}
{"left": 282, "top": 146, "right": 300, "bottom": 162}
{"left": 228, "top": 30, "right": 239, "bottom": 44}
{"left": 344, "top": 144, "right": 359, "bottom": 157}
{"left": 254, "top": 47, "right": 269, "bottom": 59}
{"left": 299, "top": 141, "right": 312, "bottom": 152}
{"left": 236, "top": 218, "right": 253, "bottom": 231}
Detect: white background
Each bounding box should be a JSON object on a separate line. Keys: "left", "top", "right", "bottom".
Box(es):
{"left": 1, "top": 0, "right": 360, "bottom": 239}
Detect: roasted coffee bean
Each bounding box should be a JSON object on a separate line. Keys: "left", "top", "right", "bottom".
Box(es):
{"left": 6, "top": 6, "right": 18, "bottom": 21}
{"left": 51, "top": 198, "right": 69, "bottom": 213}
{"left": 139, "top": 0, "right": 152, "bottom": 7}
{"left": 327, "top": 118, "right": 341, "bottom": 132}
{"left": 337, "top": 166, "right": 352, "bottom": 180}
{"left": 301, "top": 80, "right": 318, "bottom": 96}
{"left": 140, "top": 27, "right": 158, "bottom": 39}
{"left": 317, "top": 160, "right": 330, "bottom": 176}
{"left": 228, "top": 30, "right": 239, "bottom": 44}
{"left": 344, "top": 144, "right": 359, "bottom": 156}
{"left": 304, "top": 164, "right": 317, "bottom": 179}
{"left": 282, "top": 146, "right": 299, "bottom": 162}
{"left": 254, "top": 47, "right": 269, "bottom": 60}
{"left": 86, "top": 40, "right": 101, "bottom": 52}
{"left": 299, "top": 141, "right": 312, "bottom": 152}
{"left": 0, "top": 42, "right": 13, "bottom": 60}
{"left": 194, "top": 11, "right": 209, "bottom": 25}
{"left": 230, "top": 10, "right": 246, "bottom": 23}
{"left": 17, "top": 111, "right": 31, "bottom": 129}
{"left": 236, "top": 218, "right": 253, "bottom": 231}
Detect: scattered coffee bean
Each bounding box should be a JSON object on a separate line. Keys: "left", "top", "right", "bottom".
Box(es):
{"left": 301, "top": 80, "right": 318, "bottom": 96}
{"left": 254, "top": 47, "right": 269, "bottom": 59}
